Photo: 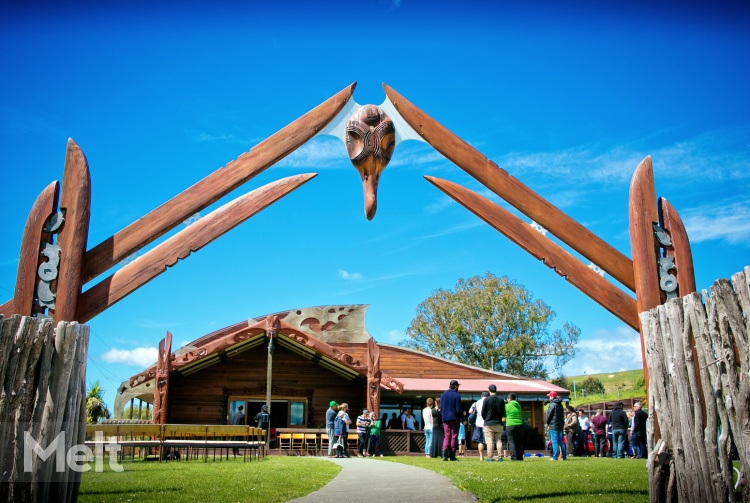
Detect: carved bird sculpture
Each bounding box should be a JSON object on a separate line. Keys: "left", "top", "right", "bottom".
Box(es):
{"left": 345, "top": 104, "right": 396, "bottom": 220}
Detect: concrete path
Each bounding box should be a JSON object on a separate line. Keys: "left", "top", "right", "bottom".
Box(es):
{"left": 288, "top": 457, "right": 477, "bottom": 502}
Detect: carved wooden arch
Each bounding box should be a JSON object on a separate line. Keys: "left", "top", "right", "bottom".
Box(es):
{"left": 2, "top": 82, "right": 695, "bottom": 436}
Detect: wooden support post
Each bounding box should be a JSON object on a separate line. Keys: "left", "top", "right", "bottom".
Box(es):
{"left": 0, "top": 316, "right": 89, "bottom": 503}
{"left": 641, "top": 268, "right": 750, "bottom": 502}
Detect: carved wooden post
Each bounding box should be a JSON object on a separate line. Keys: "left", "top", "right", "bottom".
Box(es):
{"left": 153, "top": 331, "right": 172, "bottom": 425}
{"left": 264, "top": 316, "right": 280, "bottom": 417}
{"left": 641, "top": 268, "right": 750, "bottom": 502}
{"left": 366, "top": 338, "right": 381, "bottom": 415}
{"left": 0, "top": 316, "right": 89, "bottom": 503}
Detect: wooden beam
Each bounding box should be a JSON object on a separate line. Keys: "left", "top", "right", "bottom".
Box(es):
{"left": 0, "top": 181, "right": 59, "bottom": 318}
{"left": 383, "top": 83, "right": 636, "bottom": 292}
{"left": 77, "top": 173, "right": 317, "bottom": 323}
{"left": 426, "top": 176, "right": 639, "bottom": 330}
{"left": 629, "top": 156, "right": 661, "bottom": 384}
{"left": 81, "top": 83, "right": 356, "bottom": 284}
{"left": 53, "top": 139, "right": 91, "bottom": 323}
{"left": 659, "top": 197, "right": 696, "bottom": 297}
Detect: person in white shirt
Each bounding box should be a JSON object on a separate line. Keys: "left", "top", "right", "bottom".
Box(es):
{"left": 422, "top": 398, "right": 434, "bottom": 458}
{"left": 578, "top": 409, "right": 591, "bottom": 456}
{"left": 469, "top": 391, "right": 489, "bottom": 461}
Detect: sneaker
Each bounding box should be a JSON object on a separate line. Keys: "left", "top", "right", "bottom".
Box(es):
{"left": 497, "top": 458, "right": 503, "bottom": 462}
{"left": 486, "top": 458, "right": 494, "bottom": 462}
{"left": 379, "top": 454, "right": 383, "bottom": 457}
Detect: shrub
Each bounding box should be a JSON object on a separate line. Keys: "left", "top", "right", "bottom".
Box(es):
{"left": 550, "top": 375, "right": 571, "bottom": 390}
{"left": 580, "top": 376, "right": 605, "bottom": 396}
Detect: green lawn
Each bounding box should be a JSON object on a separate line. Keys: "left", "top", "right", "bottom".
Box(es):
{"left": 387, "top": 456, "right": 650, "bottom": 502}
{"left": 79, "top": 455, "right": 650, "bottom": 502}
{"left": 78, "top": 457, "right": 340, "bottom": 503}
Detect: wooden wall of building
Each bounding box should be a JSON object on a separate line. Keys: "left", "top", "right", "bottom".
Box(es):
{"left": 166, "top": 343, "right": 367, "bottom": 426}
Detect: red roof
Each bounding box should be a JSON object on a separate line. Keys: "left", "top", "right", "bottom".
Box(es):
{"left": 394, "top": 377, "right": 569, "bottom": 395}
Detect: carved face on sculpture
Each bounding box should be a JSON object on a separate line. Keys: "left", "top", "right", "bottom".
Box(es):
{"left": 345, "top": 105, "right": 395, "bottom": 220}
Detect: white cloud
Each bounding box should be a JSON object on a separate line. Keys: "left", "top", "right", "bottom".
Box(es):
{"left": 276, "top": 137, "right": 347, "bottom": 169}
{"left": 134, "top": 319, "right": 180, "bottom": 329}
{"left": 497, "top": 126, "right": 750, "bottom": 186}
{"left": 412, "top": 220, "right": 484, "bottom": 240}
{"left": 382, "top": 329, "right": 403, "bottom": 344}
{"left": 682, "top": 199, "right": 750, "bottom": 246}
{"left": 559, "top": 326, "right": 643, "bottom": 377}
{"left": 101, "top": 347, "right": 157, "bottom": 368}
{"left": 338, "top": 269, "right": 363, "bottom": 280}
{"left": 424, "top": 195, "right": 454, "bottom": 214}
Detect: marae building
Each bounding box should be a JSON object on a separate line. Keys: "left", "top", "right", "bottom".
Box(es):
{"left": 116, "top": 304, "right": 568, "bottom": 449}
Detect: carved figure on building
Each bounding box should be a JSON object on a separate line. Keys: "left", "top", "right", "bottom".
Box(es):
{"left": 153, "top": 331, "right": 172, "bottom": 424}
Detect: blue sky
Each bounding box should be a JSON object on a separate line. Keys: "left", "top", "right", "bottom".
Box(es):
{"left": 2, "top": 1, "right": 749, "bottom": 411}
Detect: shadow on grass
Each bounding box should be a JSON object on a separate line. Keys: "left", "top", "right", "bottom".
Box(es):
{"left": 487, "top": 489, "right": 650, "bottom": 502}
{"left": 79, "top": 487, "right": 181, "bottom": 496}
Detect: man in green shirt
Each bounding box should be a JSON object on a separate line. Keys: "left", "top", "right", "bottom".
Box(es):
{"left": 505, "top": 393, "right": 524, "bottom": 460}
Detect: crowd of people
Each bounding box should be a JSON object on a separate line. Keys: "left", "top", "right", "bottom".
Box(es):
{"left": 323, "top": 381, "right": 648, "bottom": 461}
{"left": 548, "top": 391, "right": 648, "bottom": 460}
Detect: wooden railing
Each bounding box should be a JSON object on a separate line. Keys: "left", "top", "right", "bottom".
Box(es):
{"left": 84, "top": 423, "right": 267, "bottom": 462}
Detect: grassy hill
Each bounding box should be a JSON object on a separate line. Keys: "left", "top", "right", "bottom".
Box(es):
{"left": 555, "top": 369, "right": 646, "bottom": 405}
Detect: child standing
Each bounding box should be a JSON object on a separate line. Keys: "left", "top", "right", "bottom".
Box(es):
{"left": 457, "top": 412, "right": 467, "bottom": 457}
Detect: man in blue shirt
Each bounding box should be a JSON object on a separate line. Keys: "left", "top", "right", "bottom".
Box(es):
{"left": 440, "top": 379, "right": 463, "bottom": 461}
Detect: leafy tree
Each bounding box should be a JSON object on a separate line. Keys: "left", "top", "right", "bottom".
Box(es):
{"left": 550, "top": 375, "right": 571, "bottom": 390}
{"left": 86, "top": 380, "right": 111, "bottom": 424}
{"left": 400, "top": 272, "right": 580, "bottom": 379}
{"left": 579, "top": 376, "right": 605, "bottom": 396}
{"left": 632, "top": 376, "right": 646, "bottom": 391}
{"left": 123, "top": 404, "right": 153, "bottom": 420}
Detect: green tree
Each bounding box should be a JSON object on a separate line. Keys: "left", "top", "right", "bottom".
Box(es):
{"left": 123, "top": 404, "right": 153, "bottom": 420}
{"left": 550, "top": 375, "right": 571, "bottom": 390}
{"left": 580, "top": 376, "right": 605, "bottom": 396}
{"left": 400, "top": 272, "right": 580, "bottom": 379}
{"left": 86, "top": 380, "right": 111, "bottom": 424}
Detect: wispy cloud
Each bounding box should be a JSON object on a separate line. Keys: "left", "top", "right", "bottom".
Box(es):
{"left": 101, "top": 347, "right": 157, "bottom": 368}
{"left": 412, "top": 220, "right": 484, "bottom": 240}
{"left": 189, "top": 129, "right": 260, "bottom": 146}
{"left": 338, "top": 269, "right": 363, "bottom": 280}
{"left": 382, "top": 329, "right": 403, "bottom": 344}
{"left": 276, "top": 137, "right": 347, "bottom": 169}
{"left": 134, "top": 319, "right": 181, "bottom": 329}
{"left": 424, "top": 195, "right": 455, "bottom": 214}
{"left": 497, "top": 126, "right": 750, "bottom": 186}
{"left": 559, "top": 326, "right": 643, "bottom": 377}
{"left": 682, "top": 198, "right": 750, "bottom": 246}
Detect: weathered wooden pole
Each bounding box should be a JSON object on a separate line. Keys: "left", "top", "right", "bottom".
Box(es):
{"left": 641, "top": 267, "right": 750, "bottom": 502}
{"left": 0, "top": 316, "right": 89, "bottom": 503}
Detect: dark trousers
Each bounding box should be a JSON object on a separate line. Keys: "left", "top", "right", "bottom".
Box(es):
{"left": 594, "top": 434, "right": 607, "bottom": 456}
{"left": 368, "top": 434, "right": 381, "bottom": 455}
{"left": 507, "top": 424, "right": 524, "bottom": 460}
{"left": 442, "top": 420, "right": 460, "bottom": 451}
{"left": 566, "top": 431, "right": 577, "bottom": 454}
{"left": 358, "top": 432, "right": 370, "bottom": 455}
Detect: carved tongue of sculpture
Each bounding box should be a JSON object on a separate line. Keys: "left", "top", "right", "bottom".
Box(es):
{"left": 345, "top": 104, "right": 395, "bottom": 220}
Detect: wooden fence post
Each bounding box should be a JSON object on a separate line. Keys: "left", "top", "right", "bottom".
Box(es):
{"left": 641, "top": 267, "right": 749, "bottom": 502}
{"left": 0, "top": 315, "right": 89, "bottom": 503}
